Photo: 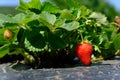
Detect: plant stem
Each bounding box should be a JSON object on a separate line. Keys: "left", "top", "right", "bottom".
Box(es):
{"left": 79, "top": 31, "right": 84, "bottom": 42}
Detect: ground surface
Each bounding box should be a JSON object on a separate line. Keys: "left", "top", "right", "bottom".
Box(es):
{"left": 0, "top": 57, "right": 120, "bottom": 80}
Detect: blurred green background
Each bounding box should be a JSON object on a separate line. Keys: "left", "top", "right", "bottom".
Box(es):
{"left": 0, "top": 6, "right": 20, "bottom": 15}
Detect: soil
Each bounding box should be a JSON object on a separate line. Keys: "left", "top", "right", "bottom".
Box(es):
{"left": 1, "top": 57, "right": 120, "bottom": 80}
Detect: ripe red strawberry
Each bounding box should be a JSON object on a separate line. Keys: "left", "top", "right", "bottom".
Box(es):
{"left": 75, "top": 42, "right": 93, "bottom": 66}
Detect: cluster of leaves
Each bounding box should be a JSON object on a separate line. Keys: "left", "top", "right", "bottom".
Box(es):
{"left": 46, "top": 0, "right": 120, "bottom": 22}
{"left": 0, "top": 0, "right": 120, "bottom": 66}
{"left": 76, "top": 0, "right": 120, "bottom": 22}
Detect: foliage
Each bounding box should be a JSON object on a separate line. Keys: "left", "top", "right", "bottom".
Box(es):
{"left": 0, "top": 0, "right": 120, "bottom": 67}
{"left": 45, "top": 0, "right": 120, "bottom": 22}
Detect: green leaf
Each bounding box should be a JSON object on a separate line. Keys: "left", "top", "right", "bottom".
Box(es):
{"left": 0, "top": 44, "right": 10, "bottom": 58}
{"left": 54, "top": 19, "right": 66, "bottom": 28}
{"left": 0, "top": 14, "right": 15, "bottom": 24}
{"left": 80, "top": 6, "right": 92, "bottom": 16}
{"left": 39, "top": 11, "right": 56, "bottom": 25}
{"left": 60, "top": 10, "right": 75, "bottom": 20}
{"left": 73, "top": 9, "right": 81, "bottom": 20}
{"left": 93, "top": 45, "right": 101, "bottom": 53}
{"left": 0, "top": 28, "right": 4, "bottom": 37}
{"left": 47, "top": 32, "right": 66, "bottom": 49}
{"left": 59, "top": 21, "right": 80, "bottom": 31}
{"left": 17, "top": 0, "right": 41, "bottom": 12}
{"left": 13, "top": 13, "right": 25, "bottom": 23}
{"left": 22, "top": 12, "right": 40, "bottom": 24}
{"left": 45, "top": 0, "right": 79, "bottom": 9}
{"left": 17, "top": 28, "right": 25, "bottom": 44}
{"left": 42, "top": 2, "right": 60, "bottom": 13}
{"left": 26, "top": 32, "right": 45, "bottom": 49}
{"left": 24, "top": 29, "right": 46, "bottom": 52}
{"left": 113, "top": 33, "right": 120, "bottom": 50}
{"left": 0, "top": 22, "right": 3, "bottom": 27}
{"left": 104, "top": 41, "right": 112, "bottom": 49}
{"left": 27, "top": 0, "right": 41, "bottom": 9}
{"left": 89, "top": 12, "right": 108, "bottom": 25}
{"left": 16, "top": 0, "right": 29, "bottom": 12}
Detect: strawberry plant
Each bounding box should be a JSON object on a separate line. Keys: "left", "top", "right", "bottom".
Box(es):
{"left": 0, "top": 0, "right": 120, "bottom": 68}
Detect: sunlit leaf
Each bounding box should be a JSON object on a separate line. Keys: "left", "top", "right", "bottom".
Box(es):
{"left": 42, "top": 2, "right": 60, "bottom": 13}
{"left": 39, "top": 11, "right": 56, "bottom": 25}
{"left": 0, "top": 14, "right": 15, "bottom": 23}
{"left": 17, "top": 0, "right": 41, "bottom": 12}
{"left": 59, "top": 21, "right": 80, "bottom": 31}
{"left": 54, "top": 19, "right": 66, "bottom": 28}
{"left": 89, "top": 12, "right": 108, "bottom": 25}
{"left": 60, "top": 10, "right": 75, "bottom": 20}
{"left": 22, "top": 12, "right": 40, "bottom": 24}
{"left": 45, "top": 0, "right": 79, "bottom": 9}
{"left": 13, "top": 13, "right": 25, "bottom": 23}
